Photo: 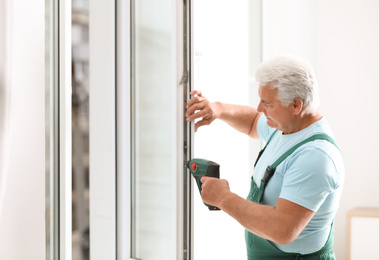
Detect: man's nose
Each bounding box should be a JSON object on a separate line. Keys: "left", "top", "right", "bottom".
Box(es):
{"left": 257, "top": 102, "right": 264, "bottom": 113}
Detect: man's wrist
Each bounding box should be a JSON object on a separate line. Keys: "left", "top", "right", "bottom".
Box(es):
{"left": 218, "top": 190, "right": 237, "bottom": 210}
{"left": 212, "top": 101, "right": 223, "bottom": 120}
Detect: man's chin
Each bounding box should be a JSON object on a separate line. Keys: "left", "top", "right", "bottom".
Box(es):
{"left": 266, "top": 120, "right": 278, "bottom": 130}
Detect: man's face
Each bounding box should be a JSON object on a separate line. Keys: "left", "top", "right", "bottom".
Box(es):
{"left": 257, "top": 85, "right": 295, "bottom": 133}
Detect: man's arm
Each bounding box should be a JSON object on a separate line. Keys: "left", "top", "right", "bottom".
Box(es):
{"left": 186, "top": 90, "right": 262, "bottom": 139}
{"left": 200, "top": 177, "right": 315, "bottom": 244}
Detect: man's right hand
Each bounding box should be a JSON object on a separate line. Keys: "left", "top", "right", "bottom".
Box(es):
{"left": 186, "top": 90, "right": 262, "bottom": 139}
{"left": 186, "top": 90, "right": 220, "bottom": 132}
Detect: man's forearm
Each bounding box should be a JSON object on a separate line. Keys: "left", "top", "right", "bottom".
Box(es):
{"left": 218, "top": 191, "right": 278, "bottom": 242}
{"left": 214, "top": 102, "right": 261, "bottom": 139}
{"left": 217, "top": 191, "right": 313, "bottom": 245}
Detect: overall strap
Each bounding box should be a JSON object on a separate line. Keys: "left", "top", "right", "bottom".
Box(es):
{"left": 262, "top": 133, "right": 340, "bottom": 187}
{"left": 253, "top": 130, "right": 279, "bottom": 167}
{"left": 266, "top": 129, "right": 279, "bottom": 144}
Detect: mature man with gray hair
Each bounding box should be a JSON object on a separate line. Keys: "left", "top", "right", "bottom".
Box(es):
{"left": 186, "top": 55, "right": 344, "bottom": 259}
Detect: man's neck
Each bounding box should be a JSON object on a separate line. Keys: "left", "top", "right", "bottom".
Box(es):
{"left": 283, "top": 111, "right": 323, "bottom": 135}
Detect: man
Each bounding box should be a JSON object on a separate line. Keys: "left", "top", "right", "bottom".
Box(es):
{"left": 186, "top": 55, "right": 344, "bottom": 259}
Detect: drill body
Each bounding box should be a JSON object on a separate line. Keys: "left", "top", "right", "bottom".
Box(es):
{"left": 187, "top": 158, "right": 220, "bottom": 210}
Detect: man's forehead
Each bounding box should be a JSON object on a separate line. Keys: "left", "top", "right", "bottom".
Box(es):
{"left": 258, "top": 84, "right": 280, "bottom": 103}
{"left": 258, "top": 84, "right": 276, "bottom": 95}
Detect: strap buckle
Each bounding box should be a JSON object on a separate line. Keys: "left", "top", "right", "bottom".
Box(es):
{"left": 262, "top": 165, "right": 275, "bottom": 187}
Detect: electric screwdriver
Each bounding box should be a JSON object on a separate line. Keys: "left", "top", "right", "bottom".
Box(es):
{"left": 186, "top": 158, "right": 220, "bottom": 210}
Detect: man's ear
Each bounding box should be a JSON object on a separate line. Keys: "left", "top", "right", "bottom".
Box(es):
{"left": 292, "top": 98, "right": 303, "bottom": 115}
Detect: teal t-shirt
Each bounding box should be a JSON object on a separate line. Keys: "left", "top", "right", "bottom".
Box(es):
{"left": 254, "top": 115, "right": 344, "bottom": 254}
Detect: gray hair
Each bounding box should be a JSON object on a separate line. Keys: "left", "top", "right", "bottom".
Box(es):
{"left": 255, "top": 55, "right": 320, "bottom": 113}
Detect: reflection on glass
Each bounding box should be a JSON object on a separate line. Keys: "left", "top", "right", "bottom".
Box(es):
{"left": 133, "top": 0, "right": 174, "bottom": 259}
{"left": 72, "top": 0, "right": 90, "bottom": 259}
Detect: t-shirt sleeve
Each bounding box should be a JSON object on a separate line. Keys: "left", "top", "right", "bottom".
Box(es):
{"left": 257, "top": 115, "right": 276, "bottom": 143}
{"left": 279, "top": 146, "right": 341, "bottom": 212}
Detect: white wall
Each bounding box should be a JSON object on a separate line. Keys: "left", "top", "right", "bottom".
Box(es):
{"left": 263, "top": 0, "right": 379, "bottom": 258}
{"left": 0, "top": 0, "right": 11, "bottom": 217}
{"left": 316, "top": 1, "right": 379, "bottom": 258}
{"left": 0, "top": 0, "right": 45, "bottom": 259}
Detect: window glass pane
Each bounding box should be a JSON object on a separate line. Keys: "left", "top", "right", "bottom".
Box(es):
{"left": 133, "top": 0, "right": 174, "bottom": 259}
{"left": 72, "top": 0, "right": 90, "bottom": 259}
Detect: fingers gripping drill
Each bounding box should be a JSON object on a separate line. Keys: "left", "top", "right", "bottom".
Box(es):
{"left": 186, "top": 158, "right": 221, "bottom": 210}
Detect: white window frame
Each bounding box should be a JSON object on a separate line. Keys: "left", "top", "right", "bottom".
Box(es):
{"left": 58, "top": 0, "right": 72, "bottom": 259}
{"left": 46, "top": 0, "right": 72, "bottom": 258}
{"left": 115, "top": 0, "right": 132, "bottom": 258}
{"left": 89, "top": 0, "right": 117, "bottom": 259}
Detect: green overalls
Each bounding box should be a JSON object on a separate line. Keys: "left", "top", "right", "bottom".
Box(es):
{"left": 245, "top": 130, "right": 338, "bottom": 260}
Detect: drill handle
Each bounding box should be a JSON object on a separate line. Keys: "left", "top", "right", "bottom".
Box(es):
{"left": 193, "top": 172, "right": 220, "bottom": 211}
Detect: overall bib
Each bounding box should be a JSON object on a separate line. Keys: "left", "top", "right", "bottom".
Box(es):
{"left": 245, "top": 131, "right": 338, "bottom": 260}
